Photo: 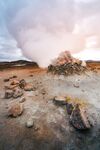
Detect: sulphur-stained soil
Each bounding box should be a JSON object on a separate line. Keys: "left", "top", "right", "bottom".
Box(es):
{"left": 0, "top": 64, "right": 100, "bottom": 150}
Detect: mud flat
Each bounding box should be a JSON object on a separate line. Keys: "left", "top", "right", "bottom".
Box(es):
{"left": 0, "top": 61, "right": 100, "bottom": 150}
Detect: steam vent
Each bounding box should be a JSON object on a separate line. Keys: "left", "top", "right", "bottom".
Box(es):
{"left": 48, "top": 51, "right": 87, "bottom": 75}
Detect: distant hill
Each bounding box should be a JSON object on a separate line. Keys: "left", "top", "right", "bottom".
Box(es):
{"left": 0, "top": 60, "right": 39, "bottom": 70}
{"left": 86, "top": 60, "right": 100, "bottom": 63}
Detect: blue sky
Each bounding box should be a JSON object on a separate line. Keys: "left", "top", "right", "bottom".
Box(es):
{"left": 0, "top": 0, "right": 26, "bottom": 61}
{"left": 0, "top": 0, "right": 100, "bottom": 64}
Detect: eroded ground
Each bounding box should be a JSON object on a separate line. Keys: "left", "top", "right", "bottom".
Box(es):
{"left": 0, "top": 67, "right": 100, "bottom": 150}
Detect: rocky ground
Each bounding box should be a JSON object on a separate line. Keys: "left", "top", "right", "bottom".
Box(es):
{"left": 0, "top": 63, "right": 100, "bottom": 150}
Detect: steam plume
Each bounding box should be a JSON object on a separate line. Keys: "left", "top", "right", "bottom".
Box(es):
{"left": 2, "top": 0, "right": 100, "bottom": 66}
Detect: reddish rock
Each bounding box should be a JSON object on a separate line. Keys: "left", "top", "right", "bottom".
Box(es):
{"left": 24, "top": 83, "right": 33, "bottom": 91}
{"left": 8, "top": 103, "right": 24, "bottom": 117}
{"left": 5, "top": 84, "right": 18, "bottom": 90}
{"left": 10, "top": 79, "right": 19, "bottom": 85}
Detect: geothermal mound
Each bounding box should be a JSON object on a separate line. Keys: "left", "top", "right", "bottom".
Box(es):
{"left": 48, "top": 51, "right": 87, "bottom": 75}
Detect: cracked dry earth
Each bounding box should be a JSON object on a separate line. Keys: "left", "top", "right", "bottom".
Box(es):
{"left": 0, "top": 68, "right": 100, "bottom": 150}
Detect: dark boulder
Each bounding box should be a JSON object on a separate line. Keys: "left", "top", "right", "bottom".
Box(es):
{"left": 70, "top": 104, "right": 91, "bottom": 130}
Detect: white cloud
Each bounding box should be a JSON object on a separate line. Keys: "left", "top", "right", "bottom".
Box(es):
{"left": 75, "top": 0, "right": 96, "bottom": 3}
{"left": 73, "top": 49, "right": 100, "bottom": 60}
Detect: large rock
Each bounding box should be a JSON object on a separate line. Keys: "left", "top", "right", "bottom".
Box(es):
{"left": 70, "top": 104, "right": 91, "bottom": 130}
{"left": 13, "top": 88, "right": 23, "bottom": 98}
{"left": 24, "top": 83, "right": 33, "bottom": 91}
{"left": 5, "top": 89, "right": 14, "bottom": 99}
{"left": 53, "top": 96, "right": 67, "bottom": 106}
{"left": 8, "top": 103, "right": 24, "bottom": 117}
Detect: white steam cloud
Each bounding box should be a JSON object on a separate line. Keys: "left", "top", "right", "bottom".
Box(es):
{"left": 2, "top": 0, "right": 100, "bottom": 66}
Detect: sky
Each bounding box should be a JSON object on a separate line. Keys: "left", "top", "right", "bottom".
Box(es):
{"left": 0, "top": 0, "right": 100, "bottom": 66}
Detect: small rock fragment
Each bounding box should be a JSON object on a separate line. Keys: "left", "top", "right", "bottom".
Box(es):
{"left": 26, "top": 118, "right": 34, "bottom": 128}
{"left": 9, "top": 75, "right": 17, "bottom": 80}
{"left": 5, "top": 89, "right": 14, "bottom": 99}
{"left": 4, "top": 78, "right": 10, "bottom": 82}
{"left": 19, "top": 97, "right": 26, "bottom": 103}
{"left": 12, "top": 75, "right": 17, "bottom": 79}
{"left": 29, "top": 74, "right": 33, "bottom": 77}
{"left": 8, "top": 103, "right": 24, "bottom": 117}
{"left": 73, "top": 84, "right": 80, "bottom": 88}
{"left": 81, "top": 61, "right": 87, "bottom": 67}
{"left": 19, "top": 79, "right": 26, "bottom": 89}
{"left": 41, "top": 89, "right": 46, "bottom": 95}
{"left": 13, "top": 88, "right": 23, "bottom": 98}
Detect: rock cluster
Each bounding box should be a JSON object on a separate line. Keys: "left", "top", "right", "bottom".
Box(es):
{"left": 53, "top": 96, "right": 92, "bottom": 130}
{"left": 4, "top": 77, "right": 34, "bottom": 120}
{"left": 48, "top": 51, "right": 87, "bottom": 76}
{"left": 4, "top": 78, "right": 34, "bottom": 99}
